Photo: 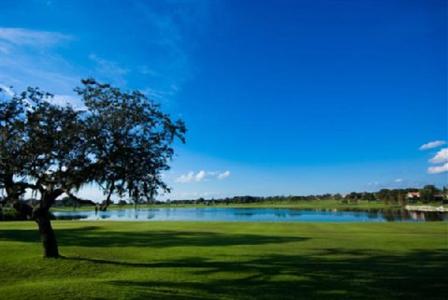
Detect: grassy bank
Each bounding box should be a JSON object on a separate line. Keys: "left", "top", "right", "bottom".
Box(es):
{"left": 0, "top": 221, "right": 446, "bottom": 299}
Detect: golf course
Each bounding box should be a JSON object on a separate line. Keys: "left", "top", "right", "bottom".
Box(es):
{"left": 1, "top": 1, "right": 447, "bottom": 299}
{"left": 1, "top": 220, "right": 446, "bottom": 299}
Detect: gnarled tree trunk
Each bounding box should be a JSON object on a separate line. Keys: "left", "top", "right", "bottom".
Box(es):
{"left": 33, "top": 190, "right": 63, "bottom": 258}
{"left": 34, "top": 206, "right": 59, "bottom": 258}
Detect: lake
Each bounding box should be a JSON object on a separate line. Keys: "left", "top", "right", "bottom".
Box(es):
{"left": 53, "top": 207, "right": 448, "bottom": 222}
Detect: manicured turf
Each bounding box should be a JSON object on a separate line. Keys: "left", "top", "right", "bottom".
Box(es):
{"left": 0, "top": 221, "right": 447, "bottom": 299}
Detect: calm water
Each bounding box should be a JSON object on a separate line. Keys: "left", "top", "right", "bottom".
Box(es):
{"left": 53, "top": 207, "right": 448, "bottom": 222}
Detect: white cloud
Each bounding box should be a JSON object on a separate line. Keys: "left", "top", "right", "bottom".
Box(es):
{"left": 0, "top": 27, "right": 71, "bottom": 48}
{"left": 429, "top": 148, "right": 448, "bottom": 164}
{"left": 176, "top": 170, "right": 231, "bottom": 183}
{"left": 195, "top": 170, "right": 206, "bottom": 182}
{"left": 419, "top": 140, "right": 446, "bottom": 150}
{"left": 0, "top": 27, "right": 79, "bottom": 96}
{"left": 175, "top": 170, "right": 207, "bottom": 183}
{"left": 218, "top": 170, "right": 231, "bottom": 180}
{"left": 427, "top": 163, "right": 448, "bottom": 174}
{"left": 394, "top": 178, "right": 403, "bottom": 183}
{"left": 176, "top": 171, "right": 195, "bottom": 183}
{"left": 420, "top": 143, "right": 448, "bottom": 176}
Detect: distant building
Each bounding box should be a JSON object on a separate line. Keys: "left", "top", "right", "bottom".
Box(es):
{"left": 406, "top": 192, "right": 420, "bottom": 200}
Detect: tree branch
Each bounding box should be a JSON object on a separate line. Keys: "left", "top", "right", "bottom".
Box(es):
{"left": 66, "top": 191, "right": 97, "bottom": 206}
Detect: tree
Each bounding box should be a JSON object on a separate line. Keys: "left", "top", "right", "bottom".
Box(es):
{"left": 363, "top": 192, "right": 376, "bottom": 202}
{"left": 420, "top": 185, "right": 439, "bottom": 203}
{"left": 0, "top": 88, "right": 44, "bottom": 217}
{"left": 397, "top": 192, "right": 407, "bottom": 206}
{"left": 376, "top": 189, "right": 390, "bottom": 204}
{"left": 333, "top": 193, "right": 343, "bottom": 200}
{"left": 76, "top": 79, "right": 185, "bottom": 210}
{"left": 0, "top": 79, "right": 185, "bottom": 257}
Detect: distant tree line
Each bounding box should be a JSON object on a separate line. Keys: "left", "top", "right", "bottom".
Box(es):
{"left": 45, "top": 185, "right": 448, "bottom": 208}
{"left": 6, "top": 183, "right": 447, "bottom": 214}
{"left": 159, "top": 185, "right": 447, "bottom": 206}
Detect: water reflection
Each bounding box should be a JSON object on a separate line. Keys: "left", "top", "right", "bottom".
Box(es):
{"left": 52, "top": 207, "right": 448, "bottom": 222}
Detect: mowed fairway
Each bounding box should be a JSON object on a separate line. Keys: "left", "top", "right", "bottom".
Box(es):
{"left": 0, "top": 221, "right": 447, "bottom": 300}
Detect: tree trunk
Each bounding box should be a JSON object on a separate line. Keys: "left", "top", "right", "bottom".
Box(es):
{"left": 33, "top": 190, "right": 63, "bottom": 258}
{"left": 34, "top": 207, "right": 59, "bottom": 258}
{"left": 99, "top": 185, "right": 114, "bottom": 211}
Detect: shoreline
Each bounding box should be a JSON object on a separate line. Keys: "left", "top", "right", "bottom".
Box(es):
{"left": 405, "top": 205, "right": 448, "bottom": 212}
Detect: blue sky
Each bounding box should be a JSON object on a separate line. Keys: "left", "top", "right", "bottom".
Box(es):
{"left": 0, "top": 0, "right": 446, "bottom": 200}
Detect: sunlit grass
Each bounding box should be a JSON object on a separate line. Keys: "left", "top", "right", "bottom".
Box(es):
{"left": 0, "top": 221, "right": 446, "bottom": 299}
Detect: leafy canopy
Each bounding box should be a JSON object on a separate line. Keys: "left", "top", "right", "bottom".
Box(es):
{"left": 0, "top": 79, "right": 186, "bottom": 206}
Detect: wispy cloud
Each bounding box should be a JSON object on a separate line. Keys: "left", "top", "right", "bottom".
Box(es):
{"left": 0, "top": 27, "right": 79, "bottom": 96}
{"left": 427, "top": 163, "right": 448, "bottom": 174}
{"left": 419, "top": 141, "right": 448, "bottom": 175}
{"left": 217, "top": 170, "right": 231, "bottom": 180}
{"left": 195, "top": 170, "right": 206, "bottom": 182}
{"left": 176, "top": 171, "right": 195, "bottom": 183}
{"left": 176, "top": 170, "right": 231, "bottom": 183}
{"left": 88, "top": 54, "right": 128, "bottom": 86}
{"left": 0, "top": 27, "right": 71, "bottom": 48}
{"left": 419, "top": 140, "right": 446, "bottom": 150}
{"left": 425, "top": 147, "right": 448, "bottom": 175}
{"left": 429, "top": 148, "right": 448, "bottom": 164}
{"left": 138, "top": 65, "right": 160, "bottom": 77}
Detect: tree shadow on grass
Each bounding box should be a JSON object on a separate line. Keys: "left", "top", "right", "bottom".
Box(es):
{"left": 0, "top": 226, "right": 308, "bottom": 248}
{"left": 2, "top": 227, "right": 447, "bottom": 299}
{"left": 0, "top": 226, "right": 100, "bottom": 244}
{"left": 101, "top": 249, "right": 448, "bottom": 300}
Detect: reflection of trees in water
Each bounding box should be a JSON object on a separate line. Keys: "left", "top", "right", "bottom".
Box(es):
{"left": 310, "top": 208, "right": 448, "bottom": 222}
{"left": 382, "top": 209, "right": 408, "bottom": 222}
{"left": 381, "top": 209, "right": 447, "bottom": 222}
{"left": 54, "top": 214, "right": 89, "bottom": 220}
{"left": 274, "top": 212, "right": 287, "bottom": 218}
{"left": 144, "top": 211, "right": 156, "bottom": 220}
{"left": 286, "top": 209, "right": 302, "bottom": 216}
{"left": 366, "top": 210, "right": 381, "bottom": 219}
{"left": 408, "top": 211, "right": 447, "bottom": 222}
{"left": 235, "top": 212, "right": 255, "bottom": 216}
{"left": 53, "top": 208, "right": 448, "bottom": 222}
{"left": 116, "top": 210, "right": 127, "bottom": 218}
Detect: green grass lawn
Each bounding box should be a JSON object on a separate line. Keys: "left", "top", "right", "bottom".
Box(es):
{"left": 0, "top": 221, "right": 447, "bottom": 299}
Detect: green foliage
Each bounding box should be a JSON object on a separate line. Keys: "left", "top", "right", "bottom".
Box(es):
{"left": 1, "top": 79, "right": 186, "bottom": 256}
{"left": 420, "top": 185, "right": 440, "bottom": 203}
{"left": 76, "top": 79, "right": 186, "bottom": 203}
{"left": 0, "top": 79, "right": 186, "bottom": 207}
